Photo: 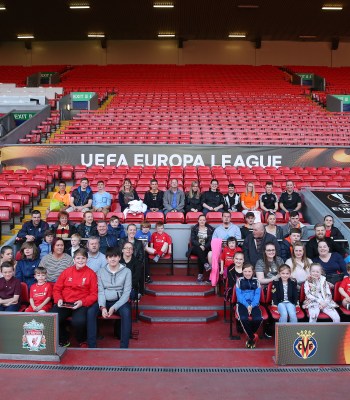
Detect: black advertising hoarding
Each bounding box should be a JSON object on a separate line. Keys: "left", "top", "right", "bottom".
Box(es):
{"left": 275, "top": 323, "right": 350, "bottom": 365}
{"left": 312, "top": 191, "right": 350, "bottom": 219}
{"left": 1, "top": 145, "right": 350, "bottom": 170}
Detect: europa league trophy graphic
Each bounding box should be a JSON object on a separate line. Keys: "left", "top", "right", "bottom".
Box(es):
{"left": 329, "top": 193, "right": 350, "bottom": 204}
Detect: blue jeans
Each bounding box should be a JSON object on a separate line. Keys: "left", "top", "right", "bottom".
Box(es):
{"left": 278, "top": 302, "right": 297, "bottom": 323}
{"left": 87, "top": 300, "right": 132, "bottom": 348}
{"left": 0, "top": 304, "right": 20, "bottom": 312}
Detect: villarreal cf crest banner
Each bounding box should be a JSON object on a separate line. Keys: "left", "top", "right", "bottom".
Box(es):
{"left": 275, "top": 323, "right": 350, "bottom": 365}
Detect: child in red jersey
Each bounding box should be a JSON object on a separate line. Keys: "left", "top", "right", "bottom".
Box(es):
{"left": 220, "top": 236, "right": 242, "bottom": 277}
{"left": 25, "top": 267, "right": 52, "bottom": 313}
{"left": 338, "top": 263, "right": 350, "bottom": 310}
{"left": 150, "top": 222, "right": 172, "bottom": 262}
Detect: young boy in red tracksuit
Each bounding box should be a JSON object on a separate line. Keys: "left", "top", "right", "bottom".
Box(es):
{"left": 150, "top": 222, "right": 172, "bottom": 262}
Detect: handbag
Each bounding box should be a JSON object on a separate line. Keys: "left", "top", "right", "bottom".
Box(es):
{"left": 325, "top": 273, "right": 344, "bottom": 285}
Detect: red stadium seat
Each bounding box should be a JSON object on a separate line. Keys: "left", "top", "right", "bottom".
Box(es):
{"left": 165, "top": 212, "right": 185, "bottom": 224}
{"left": 145, "top": 212, "right": 164, "bottom": 224}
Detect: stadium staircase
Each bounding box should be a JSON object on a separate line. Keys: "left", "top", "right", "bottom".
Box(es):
{"left": 140, "top": 275, "right": 222, "bottom": 323}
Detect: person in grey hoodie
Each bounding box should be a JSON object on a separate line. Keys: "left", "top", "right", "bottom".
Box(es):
{"left": 88, "top": 247, "right": 132, "bottom": 348}
{"left": 99, "top": 247, "right": 131, "bottom": 348}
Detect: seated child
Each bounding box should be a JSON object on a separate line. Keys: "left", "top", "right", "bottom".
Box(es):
{"left": 150, "top": 222, "right": 172, "bottom": 263}
{"left": 25, "top": 267, "right": 52, "bottom": 313}
{"left": 240, "top": 212, "right": 255, "bottom": 239}
{"left": 220, "top": 236, "right": 242, "bottom": 277}
{"left": 0, "top": 262, "right": 21, "bottom": 311}
{"left": 338, "top": 263, "right": 350, "bottom": 310}
{"left": 271, "top": 264, "right": 298, "bottom": 323}
{"left": 135, "top": 221, "right": 153, "bottom": 283}
{"left": 15, "top": 242, "right": 41, "bottom": 291}
{"left": 39, "top": 230, "right": 55, "bottom": 259}
{"left": 107, "top": 215, "right": 126, "bottom": 240}
{"left": 77, "top": 211, "right": 98, "bottom": 239}
{"left": 236, "top": 263, "right": 263, "bottom": 349}
{"left": 66, "top": 233, "right": 82, "bottom": 258}
{"left": 303, "top": 263, "right": 340, "bottom": 323}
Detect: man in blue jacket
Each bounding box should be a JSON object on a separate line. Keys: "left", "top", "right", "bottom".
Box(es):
{"left": 16, "top": 210, "right": 49, "bottom": 248}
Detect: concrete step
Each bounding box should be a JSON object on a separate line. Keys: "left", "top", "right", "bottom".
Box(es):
{"left": 150, "top": 280, "right": 211, "bottom": 286}
{"left": 139, "top": 310, "right": 219, "bottom": 323}
{"left": 145, "top": 285, "right": 215, "bottom": 297}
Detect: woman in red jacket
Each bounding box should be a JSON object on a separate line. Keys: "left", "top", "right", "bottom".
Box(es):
{"left": 53, "top": 248, "right": 97, "bottom": 348}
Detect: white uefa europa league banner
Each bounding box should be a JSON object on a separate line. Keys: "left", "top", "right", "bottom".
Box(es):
{"left": 1, "top": 145, "right": 350, "bottom": 169}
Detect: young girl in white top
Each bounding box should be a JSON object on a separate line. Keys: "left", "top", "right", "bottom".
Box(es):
{"left": 285, "top": 241, "right": 311, "bottom": 288}
{"left": 303, "top": 263, "right": 340, "bottom": 323}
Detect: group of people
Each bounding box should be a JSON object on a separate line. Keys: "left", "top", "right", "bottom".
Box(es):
{"left": 0, "top": 206, "right": 175, "bottom": 349}
{"left": 187, "top": 210, "right": 349, "bottom": 348}
{"left": 1, "top": 176, "right": 349, "bottom": 349}
{"left": 50, "top": 177, "right": 302, "bottom": 222}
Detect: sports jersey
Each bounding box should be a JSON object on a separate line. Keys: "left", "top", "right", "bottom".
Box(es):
{"left": 339, "top": 276, "right": 350, "bottom": 299}
{"left": 220, "top": 247, "right": 242, "bottom": 268}
{"left": 151, "top": 232, "right": 172, "bottom": 253}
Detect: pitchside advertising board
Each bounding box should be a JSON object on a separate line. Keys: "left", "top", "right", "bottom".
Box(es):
{"left": 275, "top": 323, "right": 350, "bottom": 365}
{"left": 1, "top": 145, "right": 350, "bottom": 170}
{"left": 0, "top": 313, "right": 63, "bottom": 361}
{"left": 312, "top": 191, "right": 350, "bottom": 219}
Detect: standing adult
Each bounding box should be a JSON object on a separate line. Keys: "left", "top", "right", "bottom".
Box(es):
{"left": 163, "top": 179, "right": 185, "bottom": 215}
{"left": 67, "top": 177, "right": 93, "bottom": 213}
{"left": 200, "top": 179, "right": 225, "bottom": 215}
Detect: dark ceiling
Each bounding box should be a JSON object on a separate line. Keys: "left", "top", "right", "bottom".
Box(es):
{"left": 1, "top": 0, "right": 350, "bottom": 42}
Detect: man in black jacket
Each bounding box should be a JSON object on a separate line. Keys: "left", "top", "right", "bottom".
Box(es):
{"left": 243, "top": 223, "right": 281, "bottom": 266}
{"left": 306, "top": 223, "right": 346, "bottom": 259}
{"left": 201, "top": 179, "right": 225, "bottom": 215}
